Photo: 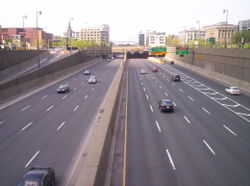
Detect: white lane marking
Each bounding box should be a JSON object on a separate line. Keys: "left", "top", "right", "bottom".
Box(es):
{"left": 62, "top": 95, "right": 67, "bottom": 99}
{"left": 46, "top": 105, "right": 54, "bottom": 111}
{"left": 74, "top": 105, "right": 79, "bottom": 111}
{"left": 179, "top": 88, "right": 183, "bottom": 92}
{"left": 141, "top": 82, "right": 144, "bottom": 86}
{"left": 172, "top": 83, "right": 176, "bottom": 86}
{"left": 73, "top": 88, "right": 77, "bottom": 91}
{"left": 159, "top": 86, "right": 162, "bottom": 89}
{"left": 165, "top": 92, "right": 168, "bottom": 97}
{"left": 167, "top": 79, "right": 170, "bottom": 81}
{"left": 41, "top": 95, "right": 48, "bottom": 99}
{"left": 25, "top": 151, "right": 40, "bottom": 168}
{"left": 235, "top": 112, "right": 250, "bottom": 117}
{"left": 143, "top": 87, "right": 146, "bottom": 92}
{"left": 188, "top": 96, "right": 195, "bottom": 101}
{"left": 223, "top": 125, "right": 237, "bottom": 136}
{"left": 81, "top": 82, "right": 84, "bottom": 85}
{"left": 155, "top": 81, "right": 158, "bottom": 83}
{"left": 0, "top": 121, "right": 5, "bottom": 125}
{"left": 150, "top": 105, "right": 154, "bottom": 112}
{"left": 84, "top": 95, "right": 88, "bottom": 99}
{"left": 203, "top": 140, "right": 216, "bottom": 155}
{"left": 21, "top": 105, "right": 31, "bottom": 111}
{"left": 56, "top": 121, "right": 66, "bottom": 131}
{"left": 184, "top": 116, "right": 191, "bottom": 124}
{"left": 91, "top": 88, "right": 95, "bottom": 91}
{"left": 146, "top": 94, "right": 149, "bottom": 100}
{"left": 166, "top": 149, "right": 176, "bottom": 170}
{"left": 173, "top": 102, "right": 177, "bottom": 107}
{"left": 155, "top": 120, "right": 161, "bottom": 132}
{"left": 73, "top": 78, "right": 76, "bottom": 81}
{"left": 202, "top": 107, "right": 211, "bottom": 115}
{"left": 21, "top": 122, "right": 33, "bottom": 131}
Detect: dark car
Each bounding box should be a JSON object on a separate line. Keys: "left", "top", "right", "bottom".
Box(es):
{"left": 84, "top": 69, "right": 91, "bottom": 75}
{"left": 158, "top": 99, "right": 174, "bottom": 112}
{"left": 171, "top": 74, "right": 181, "bottom": 81}
{"left": 57, "top": 83, "right": 70, "bottom": 93}
{"left": 152, "top": 67, "right": 158, "bottom": 72}
{"left": 170, "top": 61, "right": 174, "bottom": 65}
{"left": 18, "top": 166, "right": 55, "bottom": 186}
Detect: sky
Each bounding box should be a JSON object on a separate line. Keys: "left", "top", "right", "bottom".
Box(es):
{"left": 1, "top": 0, "right": 250, "bottom": 42}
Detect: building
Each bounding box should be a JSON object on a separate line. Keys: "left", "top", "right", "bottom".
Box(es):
{"left": 178, "top": 27, "right": 206, "bottom": 45}
{"left": 0, "top": 27, "right": 53, "bottom": 49}
{"left": 78, "top": 24, "right": 110, "bottom": 46}
{"left": 72, "top": 32, "right": 79, "bottom": 39}
{"left": 144, "top": 31, "right": 166, "bottom": 47}
{"left": 238, "top": 19, "right": 250, "bottom": 31}
{"left": 203, "top": 22, "right": 237, "bottom": 44}
{"left": 138, "top": 32, "right": 145, "bottom": 46}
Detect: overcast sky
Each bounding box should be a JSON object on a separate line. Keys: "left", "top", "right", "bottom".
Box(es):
{"left": 1, "top": 0, "right": 250, "bottom": 41}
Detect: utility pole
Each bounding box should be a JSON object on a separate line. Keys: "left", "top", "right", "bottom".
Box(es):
{"left": 22, "top": 15, "right": 27, "bottom": 49}
{"left": 223, "top": 9, "right": 228, "bottom": 48}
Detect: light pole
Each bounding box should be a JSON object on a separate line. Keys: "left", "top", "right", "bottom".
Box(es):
{"left": 22, "top": 15, "right": 27, "bottom": 49}
{"left": 36, "top": 11, "right": 42, "bottom": 50}
{"left": 223, "top": 9, "right": 228, "bottom": 48}
{"left": 68, "top": 18, "right": 73, "bottom": 53}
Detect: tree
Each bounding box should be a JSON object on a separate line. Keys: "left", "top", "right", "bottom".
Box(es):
{"left": 232, "top": 30, "right": 250, "bottom": 48}
{"left": 165, "top": 35, "right": 179, "bottom": 46}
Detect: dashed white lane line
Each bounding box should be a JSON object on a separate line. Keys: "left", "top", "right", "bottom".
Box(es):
{"left": 21, "top": 122, "right": 33, "bottom": 131}
{"left": 203, "top": 140, "right": 216, "bottom": 155}
{"left": 74, "top": 105, "right": 79, "bottom": 111}
{"left": 202, "top": 107, "right": 211, "bottom": 115}
{"left": 150, "top": 105, "right": 154, "bottom": 112}
{"left": 56, "top": 121, "right": 66, "bottom": 131}
{"left": 141, "top": 82, "right": 144, "bottom": 86}
{"left": 184, "top": 116, "right": 191, "bottom": 124}
{"left": 223, "top": 125, "right": 237, "bottom": 136}
{"left": 173, "top": 102, "right": 177, "bottom": 107}
{"left": 73, "top": 78, "right": 76, "bottom": 81}
{"left": 0, "top": 121, "right": 4, "bottom": 125}
{"left": 73, "top": 88, "right": 77, "bottom": 91}
{"left": 166, "top": 149, "right": 176, "bottom": 170}
{"left": 84, "top": 95, "right": 88, "bottom": 99}
{"left": 155, "top": 120, "right": 161, "bottom": 132}
{"left": 41, "top": 95, "right": 48, "bottom": 99}
{"left": 146, "top": 94, "right": 149, "bottom": 100}
{"left": 143, "top": 87, "right": 146, "bottom": 92}
{"left": 25, "top": 151, "right": 40, "bottom": 168}
{"left": 188, "top": 96, "right": 195, "bottom": 102}
{"left": 165, "top": 92, "right": 168, "bottom": 97}
{"left": 167, "top": 79, "right": 170, "bottom": 81}
{"left": 62, "top": 95, "right": 67, "bottom": 99}
{"left": 81, "top": 82, "right": 84, "bottom": 85}
{"left": 172, "top": 83, "right": 176, "bottom": 86}
{"left": 91, "top": 88, "right": 95, "bottom": 91}
{"left": 159, "top": 86, "right": 162, "bottom": 89}
{"left": 179, "top": 88, "right": 183, "bottom": 92}
{"left": 21, "top": 105, "right": 31, "bottom": 111}
{"left": 46, "top": 105, "right": 54, "bottom": 111}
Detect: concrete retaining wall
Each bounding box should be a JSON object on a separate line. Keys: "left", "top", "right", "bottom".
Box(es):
{"left": 0, "top": 50, "right": 98, "bottom": 102}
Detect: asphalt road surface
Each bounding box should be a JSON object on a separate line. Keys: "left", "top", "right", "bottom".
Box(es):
{"left": 0, "top": 58, "right": 121, "bottom": 186}
{"left": 126, "top": 59, "right": 250, "bottom": 186}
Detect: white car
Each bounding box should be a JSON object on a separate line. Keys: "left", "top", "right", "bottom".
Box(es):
{"left": 140, "top": 69, "right": 146, "bottom": 74}
{"left": 88, "top": 76, "right": 97, "bottom": 84}
{"left": 225, "top": 86, "right": 240, "bottom": 95}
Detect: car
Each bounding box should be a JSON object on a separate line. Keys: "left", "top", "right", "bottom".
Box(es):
{"left": 171, "top": 74, "right": 181, "bottom": 81}
{"left": 158, "top": 99, "right": 174, "bottom": 112}
{"left": 152, "top": 67, "right": 158, "bottom": 72}
{"left": 225, "top": 86, "right": 240, "bottom": 95}
{"left": 88, "top": 76, "right": 97, "bottom": 84}
{"left": 170, "top": 61, "right": 174, "bottom": 65}
{"left": 18, "top": 166, "right": 55, "bottom": 186}
{"left": 57, "top": 83, "right": 69, "bottom": 93}
{"left": 140, "top": 69, "right": 146, "bottom": 74}
{"left": 84, "top": 69, "right": 91, "bottom": 75}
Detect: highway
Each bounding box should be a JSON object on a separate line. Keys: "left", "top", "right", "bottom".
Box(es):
{"left": 126, "top": 59, "right": 250, "bottom": 186}
{"left": 0, "top": 58, "right": 121, "bottom": 185}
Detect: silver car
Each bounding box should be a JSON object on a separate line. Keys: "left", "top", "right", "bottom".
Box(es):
{"left": 57, "top": 83, "right": 70, "bottom": 93}
{"left": 225, "top": 86, "right": 240, "bottom": 95}
{"left": 88, "top": 76, "right": 97, "bottom": 84}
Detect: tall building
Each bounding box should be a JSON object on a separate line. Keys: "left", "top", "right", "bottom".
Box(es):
{"left": 77, "top": 24, "right": 110, "bottom": 46}
{"left": 238, "top": 19, "right": 250, "bottom": 31}
{"left": 138, "top": 32, "right": 145, "bottom": 46}
{"left": 203, "top": 22, "right": 237, "bottom": 44}
{"left": 178, "top": 27, "right": 205, "bottom": 45}
{"left": 145, "top": 31, "right": 166, "bottom": 47}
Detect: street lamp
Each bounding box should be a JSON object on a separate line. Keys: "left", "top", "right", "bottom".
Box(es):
{"left": 223, "top": 9, "right": 228, "bottom": 48}
{"left": 22, "top": 15, "right": 27, "bottom": 49}
{"left": 68, "top": 17, "right": 73, "bottom": 53}
{"left": 36, "top": 11, "right": 42, "bottom": 50}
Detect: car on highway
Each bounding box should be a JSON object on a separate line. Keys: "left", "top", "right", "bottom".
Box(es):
{"left": 84, "top": 69, "right": 91, "bottom": 75}
{"left": 171, "top": 74, "right": 181, "bottom": 81}
{"left": 57, "top": 83, "right": 70, "bottom": 93}
{"left": 225, "top": 86, "right": 240, "bottom": 95}
{"left": 152, "top": 67, "right": 158, "bottom": 72}
{"left": 88, "top": 76, "right": 97, "bottom": 84}
{"left": 158, "top": 99, "right": 174, "bottom": 112}
{"left": 170, "top": 61, "right": 174, "bottom": 65}
{"left": 140, "top": 69, "right": 146, "bottom": 74}
{"left": 18, "top": 166, "right": 55, "bottom": 186}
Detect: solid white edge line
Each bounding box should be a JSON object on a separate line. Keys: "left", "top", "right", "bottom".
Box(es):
{"left": 21, "top": 122, "right": 33, "bottom": 131}
{"left": 202, "top": 107, "right": 211, "bottom": 115}
{"left": 203, "top": 140, "right": 216, "bottom": 155}
{"left": 146, "top": 94, "right": 149, "bottom": 100}
{"left": 150, "top": 105, "right": 154, "bottom": 112}
{"left": 223, "top": 125, "right": 237, "bottom": 136}
{"left": 46, "top": 105, "right": 54, "bottom": 111}
{"left": 155, "top": 120, "right": 161, "bottom": 132}
{"left": 74, "top": 105, "right": 79, "bottom": 111}
{"left": 25, "top": 151, "right": 40, "bottom": 168}
{"left": 184, "top": 116, "right": 191, "bottom": 124}
{"left": 166, "top": 149, "right": 176, "bottom": 170}
{"left": 57, "top": 121, "right": 66, "bottom": 131}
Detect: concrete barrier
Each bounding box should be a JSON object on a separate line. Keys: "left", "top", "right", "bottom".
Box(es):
{"left": 74, "top": 60, "right": 125, "bottom": 186}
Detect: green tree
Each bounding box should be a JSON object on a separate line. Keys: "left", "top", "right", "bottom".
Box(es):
{"left": 232, "top": 30, "right": 250, "bottom": 48}
{"left": 166, "top": 35, "right": 178, "bottom": 46}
